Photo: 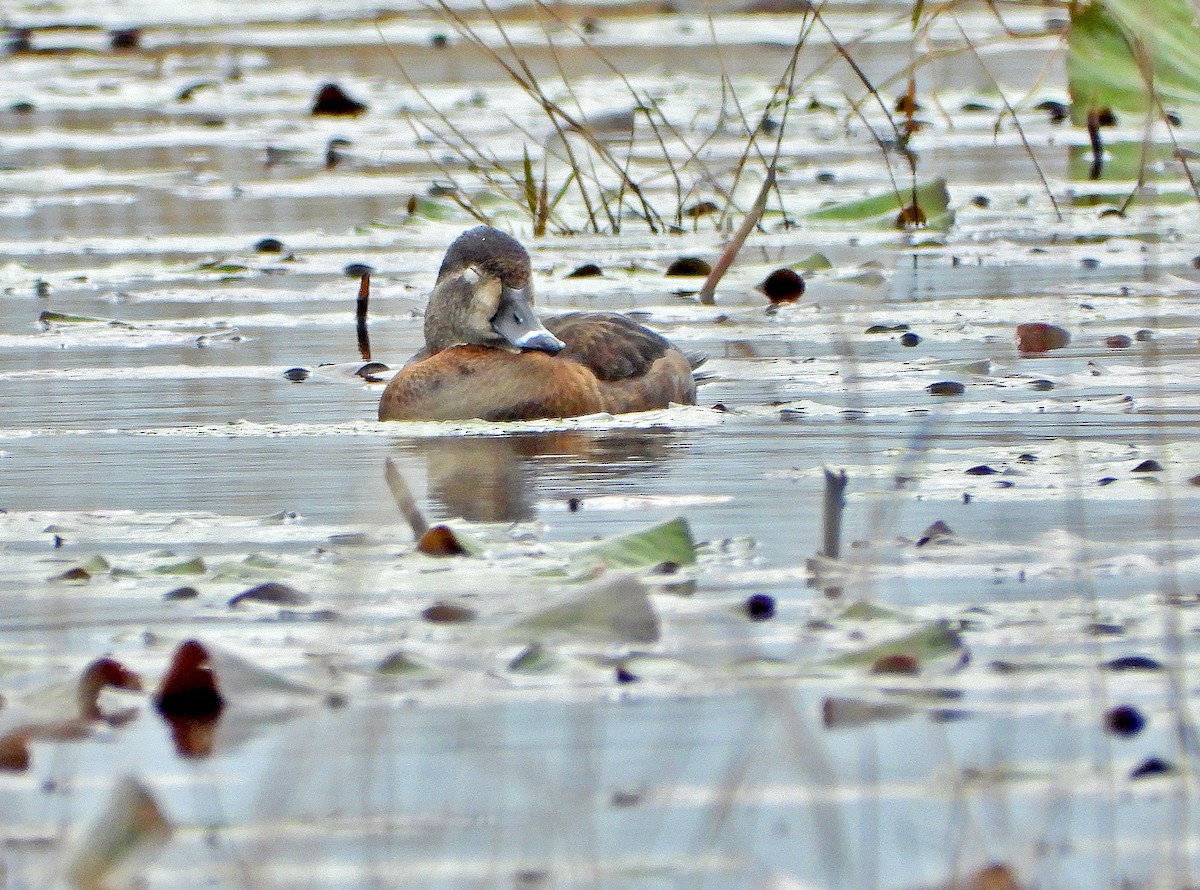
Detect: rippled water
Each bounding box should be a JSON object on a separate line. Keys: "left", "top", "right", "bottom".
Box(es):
{"left": 2, "top": 1, "right": 1199, "bottom": 887}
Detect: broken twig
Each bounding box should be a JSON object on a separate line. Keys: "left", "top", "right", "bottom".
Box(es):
{"left": 697, "top": 164, "right": 776, "bottom": 305}
{"left": 821, "top": 467, "right": 848, "bottom": 560}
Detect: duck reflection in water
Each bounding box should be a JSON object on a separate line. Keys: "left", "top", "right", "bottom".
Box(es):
{"left": 401, "top": 429, "right": 681, "bottom": 523}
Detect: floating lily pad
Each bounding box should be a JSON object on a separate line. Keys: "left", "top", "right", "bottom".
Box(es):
{"left": 153, "top": 557, "right": 205, "bottom": 576}
{"left": 808, "top": 179, "right": 953, "bottom": 230}
{"left": 829, "top": 620, "right": 964, "bottom": 669}
{"left": 574, "top": 516, "right": 696, "bottom": 572}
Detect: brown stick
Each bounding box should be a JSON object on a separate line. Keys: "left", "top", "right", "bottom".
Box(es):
{"left": 697, "top": 165, "right": 775, "bottom": 306}
{"left": 356, "top": 273, "right": 371, "bottom": 362}
{"left": 384, "top": 458, "right": 429, "bottom": 539}
{"left": 821, "top": 468, "right": 848, "bottom": 560}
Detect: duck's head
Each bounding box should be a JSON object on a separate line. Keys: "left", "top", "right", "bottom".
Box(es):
{"left": 424, "top": 226, "right": 565, "bottom": 356}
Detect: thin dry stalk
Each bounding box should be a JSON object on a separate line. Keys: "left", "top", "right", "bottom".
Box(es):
{"left": 431, "top": 0, "right": 666, "bottom": 231}
{"left": 697, "top": 164, "right": 776, "bottom": 306}
{"left": 953, "top": 18, "right": 1063, "bottom": 220}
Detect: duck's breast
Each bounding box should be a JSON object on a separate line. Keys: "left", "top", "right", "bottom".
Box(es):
{"left": 378, "top": 346, "right": 606, "bottom": 422}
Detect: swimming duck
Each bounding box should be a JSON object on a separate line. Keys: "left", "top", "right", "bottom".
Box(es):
{"left": 378, "top": 226, "right": 699, "bottom": 421}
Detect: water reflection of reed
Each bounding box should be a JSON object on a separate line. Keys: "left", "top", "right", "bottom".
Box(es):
{"left": 409, "top": 429, "right": 680, "bottom": 522}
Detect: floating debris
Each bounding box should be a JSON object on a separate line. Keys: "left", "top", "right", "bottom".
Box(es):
{"left": 311, "top": 83, "right": 367, "bottom": 117}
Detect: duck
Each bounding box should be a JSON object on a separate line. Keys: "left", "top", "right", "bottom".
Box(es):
{"left": 378, "top": 226, "right": 700, "bottom": 422}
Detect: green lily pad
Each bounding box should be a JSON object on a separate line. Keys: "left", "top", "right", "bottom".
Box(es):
{"left": 507, "top": 642, "right": 560, "bottom": 673}
{"left": 38, "top": 311, "right": 133, "bottom": 327}
{"left": 807, "top": 179, "right": 953, "bottom": 230}
{"left": 791, "top": 252, "right": 833, "bottom": 272}
{"left": 574, "top": 516, "right": 696, "bottom": 571}
{"left": 153, "top": 557, "right": 206, "bottom": 575}
{"left": 829, "top": 620, "right": 963, "bottom": 668}
{"left": 407, "top": 196, "right": 460, "bottom": 221}
{"left": 1067, "top": 0, "right": 1200, "bottom": 125}
{"left": 377, "top": 651, "right": 425, "bottom": 675}
{"left": 838, "top": 601, "right": 906, "bottom": 621}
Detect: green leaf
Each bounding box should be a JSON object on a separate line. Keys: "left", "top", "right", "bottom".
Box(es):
{"left": 38, "top": 311, "right": 133, "bottom": 327}
{"left": 377, "top": 651, "right": 425, "bottom": 675}
{"left": 407, "top": 197, "right": 459, "bottom": 221}
{"left": 574, "top": 516, "right": 696, "bottom": 571}
{"left": 911, "top": 0, "right": 924, "bottom": 30}
{"left": 153, "top": 557, "right": 206, "bottom": 575}
{"left": 828, "top": 620, "right": 963, "bottom": 668}
{"left": 1068, "top": 0, "right": 1200, "bottom": 124}
{"left": 838, "top": 601, "right": 905, "bottom": 621}
{"left": 807, "top": 179, "right": 953, "bottom": 230}
{"left": 791, "top": 252, "right": 832, "bottom": 273}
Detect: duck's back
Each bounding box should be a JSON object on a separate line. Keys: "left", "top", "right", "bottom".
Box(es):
{"left": 378, "top": 311, "right": 696, "bottom": 422}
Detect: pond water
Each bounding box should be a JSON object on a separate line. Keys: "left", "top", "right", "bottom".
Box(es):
{"left": 1, "top": 1, "right": 1199, "bottom": 888}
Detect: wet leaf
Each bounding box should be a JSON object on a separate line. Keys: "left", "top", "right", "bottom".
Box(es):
{"left": 377, "top": 651, "right": 425, "bottom": 675}
{"left": 829, "top": 620, "right": 964, "bottom": 668}
{"left": 808, "top": 179, "right": 952, "bottom": 229}
{"left": 1067, "top": 0, "right": 1200, "bottom": 124}
{"left": 417, "top": 524, "right": 478, "bottom": 557}
{"left": 39, "top": 311, "right": 132, "bottom": 327}
{"left": 421, "top": 602, "right": 476, "bottom": 623}
{"left": 153, "top": 556, "right": 205, "bottom": 575}
{"left": 406, "top": 196, "right": 459, "bottom": 221}
{"left": 791, "top": 252, "right": 833, "bottom": 272}
{"left": 507, "top": 642, "right": 560, "bottom": 673}
{"left": 575, "top": 516, "right": 696, "bottom": 571}
{"left": 228, "top": 582, "right": 312, "bottom": 607}
{"left": 838, "top": 601, "right": 905, "bottom": 621}
{"left": 66, "top": 777, "right": 172, "bottom": 890}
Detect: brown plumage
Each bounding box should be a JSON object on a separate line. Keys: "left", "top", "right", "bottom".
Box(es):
{"left": 379, "top": 227, "right": 699, "bottom": 422}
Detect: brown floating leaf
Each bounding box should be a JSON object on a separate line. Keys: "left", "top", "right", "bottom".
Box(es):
{"left": 870, "top": 652, "right": 921, "bottom": 675}
{"left": 1105, "top": 334, "right": 1132, "bottom": 348}
{"left": 665, "top": 257, "right": 712, "bottom": 277}
{"left": 683, "top": 200, "right": 719, "bottom": 218}
{"left": 927, "top": 381, "right": 964, "bottom": 396}
{"left": 312, "top": 83, "right": 367, "bottom": 116}
{"left": 565, "top": 263, "right": 602, "bottom": 279}
{"left": 421, "top": 603, "right": 477, "bottom": 624}
{"left": 228, "top": 581, "right": 311, "bottom": 607}
{"left": 417, "top": 524, "right": 469, "bottom": 557}
{"left": 0, "top": 730, "right": 31, "bottom": 772}
{"left": 1016, "top": 322, "right": 1070, "bottom": 353}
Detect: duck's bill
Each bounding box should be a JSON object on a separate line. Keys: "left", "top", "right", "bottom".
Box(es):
{"left": 492, "top": 284, "right": 565, "bottom": 354}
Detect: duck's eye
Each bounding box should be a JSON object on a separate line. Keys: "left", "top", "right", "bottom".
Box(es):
{"left": 512, "top": 312, "right": 523, "bottom": 324}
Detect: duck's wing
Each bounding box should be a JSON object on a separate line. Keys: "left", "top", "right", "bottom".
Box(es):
{"left": 544, "top": 312, "right": 677, "bottom": 382}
